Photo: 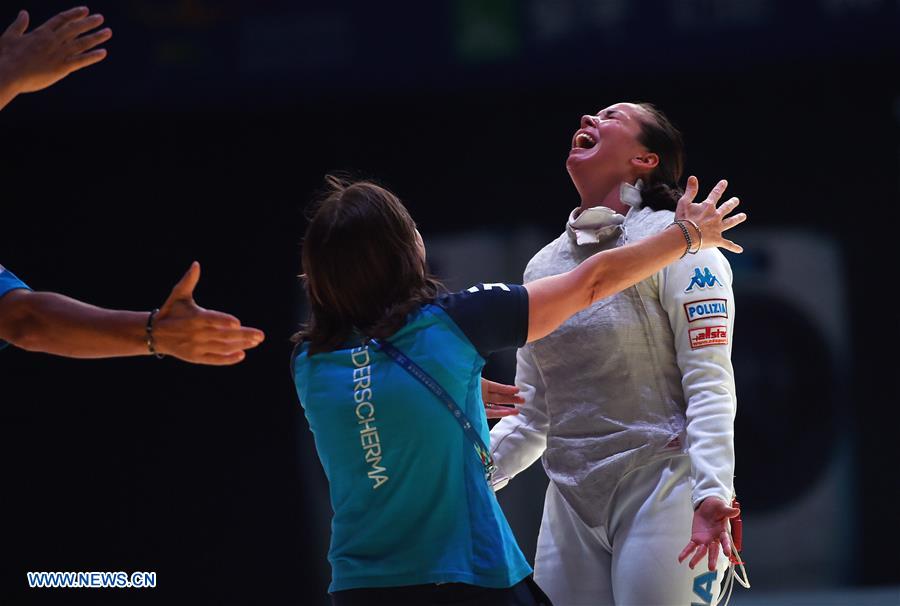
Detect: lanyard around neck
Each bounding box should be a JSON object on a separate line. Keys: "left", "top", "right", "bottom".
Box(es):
{"left": 367, "top": 338, "right": 497, "bottom": 483}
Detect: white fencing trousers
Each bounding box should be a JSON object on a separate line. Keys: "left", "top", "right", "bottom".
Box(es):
{"left": 533, "top": 455, "right": 729, "bottom": 606}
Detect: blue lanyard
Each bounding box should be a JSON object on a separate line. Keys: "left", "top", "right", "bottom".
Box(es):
{"left": 367, "top": 338, "right": 497, "bottom": 483}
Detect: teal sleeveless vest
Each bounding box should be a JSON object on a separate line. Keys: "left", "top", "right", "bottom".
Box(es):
{"left": 293, "top": 303, "right": 531, "bottom": 592}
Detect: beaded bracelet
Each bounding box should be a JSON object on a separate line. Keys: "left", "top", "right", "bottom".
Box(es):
{"left": 683, "top": 219, "right": 702, "bottom": 254}
{"left": 671, "top": 220, "right": 693, "bottom": 258}
{"left": 146, "top": 308, "right": 165, "bottom": 359}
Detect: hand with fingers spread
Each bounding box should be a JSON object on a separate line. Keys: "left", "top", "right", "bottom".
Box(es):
{"left": 153, "top": 262, "right": 266, "bottom": 366}
{"left": 677, "top": 497, "right": 741, "bottom": 572}
{"left": 0, "top": 6, "right": 112, "bottom": 110}
{"left": 0, "top": 261, "right": 264, "bottom": 362}
{"left": 675, "top": 176, "right": 747, "bottom": 254}
{"left": 481, "top": 378, "right": 523, "bottom": 419}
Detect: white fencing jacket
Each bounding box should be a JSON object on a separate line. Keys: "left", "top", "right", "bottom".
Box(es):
{"left": 490, "top": 190, "right": 737, "bottom": 528}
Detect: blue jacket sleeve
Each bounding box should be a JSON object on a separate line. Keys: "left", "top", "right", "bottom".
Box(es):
{"left": 0, "top": 265, "right": 31, "bottom": 351}
{"left": 434, "top": 283, "right": 529, "bottom": 359}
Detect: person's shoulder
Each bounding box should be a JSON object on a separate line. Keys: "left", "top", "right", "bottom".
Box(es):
{"left": 524, "top": 232, "right": 567, "bottom": 282}
{"left": 648, "top": 207, "right": 676, "bottom": 225}
{"left": 628, "top": 206, "right": 675, "bottom": 238}
{"left": 290, "top": 339, "right": 310, "bottom": 364}
{"left": 667, "top": 248, "right": 734, "bottom": 293}
{"left": 434, "top": 283, "right": 524, "bottom": 308}
{"left": 533, "top": 231, "right": 568, "bottom": 259}
{"left": 0, "top": 264, "right": 21, "bottom": 282}
{"left": 430, "top": 290, "right": 465, "bottom": 314}
{"left": 0, "top": 264, "right": 30, "bottom": 299}
{"left": 424, "top": 292, "right": 453, "bottom": 318}
{"left": 676, "top": 247, "right": 732, "bottom": 273}
{"left": 433, "top": 283, "right": 528, "bottom": 357}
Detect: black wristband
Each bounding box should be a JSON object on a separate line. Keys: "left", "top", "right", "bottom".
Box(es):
{"left": 146, "top": 308, "right": 165, "bottom": 359}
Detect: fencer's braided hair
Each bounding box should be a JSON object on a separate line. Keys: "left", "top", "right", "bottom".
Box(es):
{"left": 635, "top": 103, "right": 685, "bottom": 212}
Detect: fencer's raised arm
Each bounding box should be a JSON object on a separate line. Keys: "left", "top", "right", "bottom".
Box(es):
{"left": 524, "top": 177, "right": 744, "bottom": 343}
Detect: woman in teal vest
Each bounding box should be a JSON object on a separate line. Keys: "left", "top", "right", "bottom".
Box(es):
{"left": 292, "top": 175, "right": 745, "bottom": 605}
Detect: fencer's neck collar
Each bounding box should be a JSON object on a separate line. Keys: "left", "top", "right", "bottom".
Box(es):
{"left": 621, "top": 178, "right": 644, "bottom": 209}
{"left": 567, "top": 180, "right": 643, "bottom": 246}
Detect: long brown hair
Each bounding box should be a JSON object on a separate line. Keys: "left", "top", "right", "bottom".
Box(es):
{"left": 635, "top": 102, "right": 686, "bottom": 212}
{"left": 294, "top": 175, "right": 443, "bottom": 354}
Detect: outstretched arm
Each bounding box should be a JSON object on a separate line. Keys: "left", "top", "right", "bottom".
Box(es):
{"left": 0, "top": 6, "right": 112, "bottom": 110}
{"left": 525, "top": 177, "right": 746, "bottom": 343}
{"left": 0, "top": 262, "right": 264, "bottom": 365}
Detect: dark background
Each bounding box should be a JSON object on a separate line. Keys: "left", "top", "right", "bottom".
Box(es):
{"left": 1, "top": 0, "right": 898, "bottom": 604}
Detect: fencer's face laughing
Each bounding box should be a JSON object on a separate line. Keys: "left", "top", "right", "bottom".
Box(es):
{"left": 566, "top": 103, "right": 651, "bottom": 193}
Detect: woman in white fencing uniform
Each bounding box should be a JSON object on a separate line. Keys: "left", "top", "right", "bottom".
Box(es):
{"left": 291, "top": 175, "right": 743, "bottom": 605}
{"left": 490, "top": 102, "right": 745, "bottom": 606}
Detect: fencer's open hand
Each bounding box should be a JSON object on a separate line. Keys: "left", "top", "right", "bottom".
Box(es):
{"left": 678, "top": 497, "right": 741, "bottom": 571}
{"left": 481, "top": 378, "right": 523, "bottom": 419}
{"left": 0, "top": 7, "right": 111, "bottom": 102}
{"left": 675, "top": 176, "right": 747, "bottom": 254}
{"left": 154, "top": 262, "right": 265, "bottom": 366}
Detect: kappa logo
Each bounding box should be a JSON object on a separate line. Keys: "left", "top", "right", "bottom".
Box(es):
{"left": 467, "top": 283, "right": 511, "bottom": 293}
{"left": 684, "top": 298, "right": 729, "bottom": 323}
{"left": 689, "top": 325, "right": 729, "bottom": 349}
{"left": 685, "top": 267, "right": 723, "bottom": 292}
{"left": 691, "top": 570, "right": 718, "bottom": 606}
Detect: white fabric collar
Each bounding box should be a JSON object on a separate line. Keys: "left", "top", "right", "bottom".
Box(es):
{"left": 567, "top": 180, "right": 643, "bottom": 245}
{"left": 621, "top": 178, "right": 644, "bottom": 209}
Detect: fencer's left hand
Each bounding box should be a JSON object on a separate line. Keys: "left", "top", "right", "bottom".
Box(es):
{"left": 677, "top": 497, "right": 740, "bottom": 571}
{"left": 481, "top": 378, "right": 523, "bottom": 419}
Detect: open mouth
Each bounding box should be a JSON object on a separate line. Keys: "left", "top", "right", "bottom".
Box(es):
{"left": 573, "top": 132, "right": 597, "bottom": 150}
